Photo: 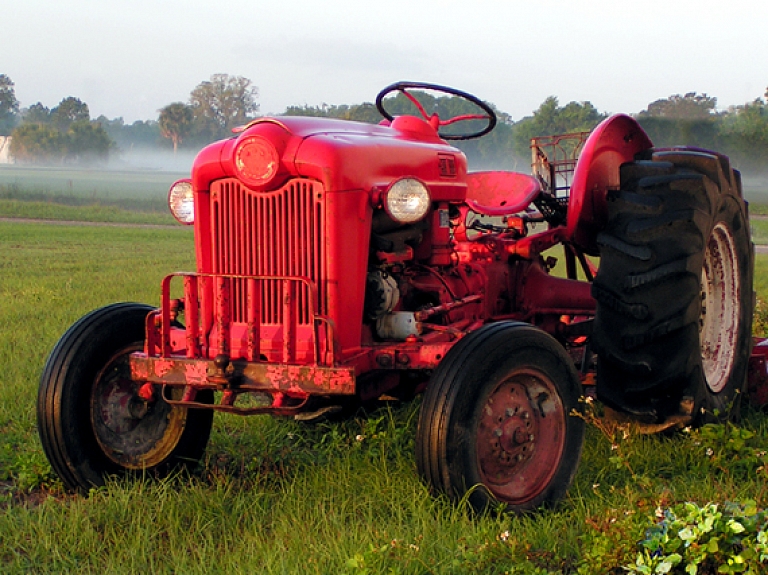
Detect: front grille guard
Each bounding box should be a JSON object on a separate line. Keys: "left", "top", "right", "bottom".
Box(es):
{"left": 145, "top": 271, "right": 339, "bottom": 367}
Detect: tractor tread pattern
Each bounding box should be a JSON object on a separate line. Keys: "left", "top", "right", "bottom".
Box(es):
{"left": 591, "top": 149, "right": 753, "bottom": 421}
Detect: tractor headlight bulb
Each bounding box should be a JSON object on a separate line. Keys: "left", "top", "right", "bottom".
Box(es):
{"left": 384, "top": 178, "right": 431, "bottom": 223}
{"left": 168, "top": 179, "right": 195, "bottom": 224}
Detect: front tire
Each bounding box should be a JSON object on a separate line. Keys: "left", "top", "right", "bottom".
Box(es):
{"left": 592, "top": 150, "right": 753, "bottom": 424}
{"left": 38, "top": 303, "right": 214, "bottom": 492}
{"left": 416, "top": 322, "right": 585, "bottom": 513}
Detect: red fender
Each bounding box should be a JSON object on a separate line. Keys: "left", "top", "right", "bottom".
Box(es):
{"left": 566, "top": 114, "right": 653, "bottom": 254}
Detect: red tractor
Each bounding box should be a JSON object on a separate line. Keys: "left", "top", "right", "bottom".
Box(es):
{"left": 38, "top": 82, "right": 755, "bottom": 513}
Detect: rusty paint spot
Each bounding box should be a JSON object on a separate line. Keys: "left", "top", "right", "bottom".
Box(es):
{"left": 185, "top": 362, "right": 209, "bottom": 385}
{"left": 153, "top": 359, "right": 175, "bottom": 378}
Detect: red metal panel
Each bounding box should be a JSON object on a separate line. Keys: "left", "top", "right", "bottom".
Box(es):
{"left": 464, "top": 171, "right": 541, "bottom": 216}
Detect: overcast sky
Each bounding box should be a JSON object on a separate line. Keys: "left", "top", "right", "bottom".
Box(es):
{"left": 2, "top": 0, "right": 766, "bottom": 124}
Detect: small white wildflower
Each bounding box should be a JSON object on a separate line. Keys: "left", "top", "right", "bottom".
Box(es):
{"left": 682, "top": 426, "right": 692, "bottom": 433}
{"left": 706, "top": 447, "right": 714, "bottom": 457}
{"left": 499, "top": 531, "right": 510, "bottom": 542}
{"left": 286, "top": 432, "right": 295, "bottom": 440}
{"left": 592, "top": 483, "right": 600, "bottom": 490}
{"left": 655, "top": 506, "right": 664, "bottom": 519}
{"left": 585, "top": 396, "right": 594, "bottom": 404}
{"left": 611, "top": 443, "right": 619, "bottom": 451}
{"left": 355, "top": 434, "right": 365, "bottom": 442}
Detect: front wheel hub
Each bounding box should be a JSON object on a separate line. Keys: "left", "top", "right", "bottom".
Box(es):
{"left": 91, "top": 345, "right": 187, "bottom": 469}
{"left": 476, "top": 370, "right": 566, "bottom": 502}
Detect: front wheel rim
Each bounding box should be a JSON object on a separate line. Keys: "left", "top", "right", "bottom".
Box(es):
{"left": 475, "top": 368, "right": 567, "bottom": 504}
{"left": 700, "top": 221, "right": 740, "bottom": 394}
{"left": 91, "top": 344, "right": 187, "bottom": 470}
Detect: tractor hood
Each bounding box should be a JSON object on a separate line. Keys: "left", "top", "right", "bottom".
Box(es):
{"left": 190, "top": 115, "right": 468, "bottom": 201}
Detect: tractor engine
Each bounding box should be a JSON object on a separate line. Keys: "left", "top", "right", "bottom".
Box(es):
{"left": 363, "top": 210, "right": 491, "bottom": 343}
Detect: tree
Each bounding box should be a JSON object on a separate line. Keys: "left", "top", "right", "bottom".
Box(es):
{"left": 189, "top": 74, "right": 259, "bottom": 141}
{"left": 718, "top": 97, "right": 768, "bottom": 169}
{"left": 511, "top": 97, "right": 605, "bottom": 157}
{"left": 65, "top": 120, "right": 112, "bottom": 163}
{"left": 158, "top": 102, "right": 193, "bottom": 153}
{"left": 639, "top": 92, "right": 717, "bottom": 120}
{"left": 50, "top": 97, "right": 90, "bottom": 132}
{"left": 24, "top": 102, "right": 51, "bottom": 125}
{"left": 0, "top": 74, "right": 19, "bottom": 135}
{"left": 96, "top": 116, "right": 161, "bottom": 149}
{"left": 636, "top": 93, "right": 720, "bottom": 150}
{"left": 9, "top": 123, "right": 63, "bottom": 163}
{"left": 10, "top": 95, "right": 113, "bottom": 165}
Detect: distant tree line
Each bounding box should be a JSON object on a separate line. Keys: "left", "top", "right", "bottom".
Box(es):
{"left": 0, "top": 73, "right": 259, "bottom": 165}
{"left": 1, "top": 71, "right": 767, "bottom": 171}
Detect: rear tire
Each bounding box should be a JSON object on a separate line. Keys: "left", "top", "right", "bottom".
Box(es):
{"left": 38, "top": 303, "right": 214, "bottom": 491}
{"left": 592, "top": 150, "right": 753, "bottom": 424}
{"left": 416, "top": 322, "right": 585, "bottom": 513}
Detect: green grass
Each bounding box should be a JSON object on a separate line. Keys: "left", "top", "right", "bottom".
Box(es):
{"left": 1, "top": 220, "right": 767, "bottom": 573}
{"left": 0, "top": 170, "right": 766, "bottom": 572}
{"left": 0, "top": 199, "right": 179, "bottom": 225}
{"left": 0, "top": 164, "right": 185, "bottom": 201}
{"left": 0, "top": 165, "right": 185, "bottom": 223}
{"left": 752, "top": 218, "right": 768, "bottom": 245}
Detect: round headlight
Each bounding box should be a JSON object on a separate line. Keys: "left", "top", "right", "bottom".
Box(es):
{"left": 234, "top": 135, "right": 280, "bottom": 188}
{"left": 168, "top": 180, "right": 195, "bottom": 224}
{"left": 384, "top": 178, "right": 431, "bottom": 223}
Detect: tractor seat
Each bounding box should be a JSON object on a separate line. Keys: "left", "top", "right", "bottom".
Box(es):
{"left": 464, "top": 171, "right": 542, "bottom": 216}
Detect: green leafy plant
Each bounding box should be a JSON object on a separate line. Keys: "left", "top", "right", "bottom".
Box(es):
{"left": 685, "top": 422, "right": 768, "bottom": 480}
{"left": 626, "top": 501, "right": 768, "bottom": 574}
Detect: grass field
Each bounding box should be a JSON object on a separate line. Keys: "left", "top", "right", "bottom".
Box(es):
{"left": 0, "top": 172, "right": 767, "bottom": 573}
{"left": 0, "top": 165, "right": 186, "bottom": 202}
{"left": 0, "top": 165, "right": 185, "bottom": 222}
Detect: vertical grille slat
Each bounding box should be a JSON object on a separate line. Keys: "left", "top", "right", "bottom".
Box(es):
{"left": 210, "top": 179, "right": 325, "bottom": 325}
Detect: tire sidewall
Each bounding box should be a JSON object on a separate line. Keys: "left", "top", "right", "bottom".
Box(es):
{"left": 438, "top": 325, "right": 585, "bottom": 513}
{"left": 39, "top": 303, "right": 214, "bottom": 490}
{"left": 52, "top": 305, "right": 153, "bottom": 487}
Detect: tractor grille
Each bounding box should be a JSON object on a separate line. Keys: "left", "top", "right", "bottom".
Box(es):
{"left": 209, "top": 178, "right": 326, "bottom": 324}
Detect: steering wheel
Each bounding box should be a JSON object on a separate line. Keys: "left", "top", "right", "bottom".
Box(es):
{"left": 375, "top": 81, "right": 497, "bottom": 140}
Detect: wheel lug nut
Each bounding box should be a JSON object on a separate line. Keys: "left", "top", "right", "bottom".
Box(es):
{"left": 521, "top": 411, "right": 530, "bottom": 420}
{"left": 516, "top": 453, "right": 525, "bottom": 462}
{"left": 494, "top": 428, "right": 503, "bottom": 437}
{"left": 505, "top": 408, "right": 516, "bottom": 417}
{"left": 528, "top": 434, "right": 535, "bottom": 442}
